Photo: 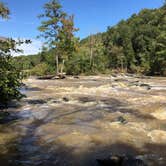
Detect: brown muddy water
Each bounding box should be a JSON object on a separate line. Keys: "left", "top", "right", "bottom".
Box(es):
{"left": 0, "top": 75, "right": 166, "bottom": 166}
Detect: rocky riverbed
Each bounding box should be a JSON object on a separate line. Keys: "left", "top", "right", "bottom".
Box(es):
{"left": 0, "top": 75, "right": 166, "bottom": 166}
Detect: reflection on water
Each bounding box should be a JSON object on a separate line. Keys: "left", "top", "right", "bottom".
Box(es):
{"left": 0, "top": 76, "right": 166, "bottom": 166}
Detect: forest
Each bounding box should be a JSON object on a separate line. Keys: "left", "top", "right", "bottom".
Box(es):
{"left": 13, "top": 3, "right": 166, "bottom": 76}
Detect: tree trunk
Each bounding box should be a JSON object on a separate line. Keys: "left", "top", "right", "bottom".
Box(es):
{"left": 60, "top": 59, "right": 65, "bottom": 74}
{"left": 90, "top": 47, "right": 93, "bottom": 69}
{"left": 89, "top": 34, "right": 94, "bottom": 71}
{"left": 56, "top": 55, "right": 59, "bottom": 75}
{"left": 121, "top": 58, "right": 124, "bottom": 72}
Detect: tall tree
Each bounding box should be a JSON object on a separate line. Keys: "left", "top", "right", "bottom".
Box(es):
{"left": 38, "top": 0, "right": 65, "bottom": 74}
{"left": 57, "top": 15, "right": 78, "bottom": 73}
{"left": 38, "top": 0, "right": 78, "bottom": 74}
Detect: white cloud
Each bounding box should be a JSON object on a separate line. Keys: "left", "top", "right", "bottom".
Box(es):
{"left": 13, "top": 39, "right": 43, "bottom": 56}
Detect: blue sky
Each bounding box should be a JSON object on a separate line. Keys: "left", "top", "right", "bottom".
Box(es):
{"left": 0, "top": 0, "right": 164, "bottom": 55}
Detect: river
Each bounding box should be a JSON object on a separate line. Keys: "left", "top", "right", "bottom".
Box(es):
{"left": 0, "top": 75, "right": 166, "bottom": 166}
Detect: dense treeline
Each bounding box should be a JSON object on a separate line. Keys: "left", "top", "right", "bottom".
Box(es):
{"left": 104, "top": 5, "right": 166, "bottom": 75}
{"left": 14, "top": 3, "right": 166, "bottom": 76}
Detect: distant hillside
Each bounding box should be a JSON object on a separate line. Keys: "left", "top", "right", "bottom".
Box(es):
{"left": 14, "top": 4, "right": 166, "bottom": 76}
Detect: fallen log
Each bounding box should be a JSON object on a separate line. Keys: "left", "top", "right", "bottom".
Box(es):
{"left": 37, "top": 75, "right": 55, "bottom": 80}
{"left": 37, "top": 73, "right": 66, "bottom": 80}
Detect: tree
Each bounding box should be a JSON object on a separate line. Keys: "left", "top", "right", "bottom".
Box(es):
{"left": 0, "top": 2, "right": 9, "bottom": 19}
{"left": 164, "top": 0, "right": 166, "bottom": 6}
{"left": 38, "top": 0, "right": 78, "bottom": 74}
{"left": 56, "top": 15, "right": 79, "bottom": 73}
{"left": 38, "top": 0, "right": 65, "bottom": 74}
{"left": 0, "top": 2, "right": 30, "bottom": 107}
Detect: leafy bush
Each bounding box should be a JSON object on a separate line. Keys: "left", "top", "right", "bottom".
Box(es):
{"left": 0, "top": 40, "right": 25, "bottom": 107}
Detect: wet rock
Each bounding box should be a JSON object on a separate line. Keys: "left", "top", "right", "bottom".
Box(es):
{"left": 0, "top": 111, "right": 10, "bottom": 124}
{"left": 73, "top": 76, "right": 80, "bottom": 79}
{"left": 97, "top": 155, "right": 123, "bottom": 166}
{"left": 27, "top": 99, "right": 47, "bottom": 105}
{"left": 122, "top": 157, "right": 147, "bottom": 166}
{"left": 111, "top": 73, "right": 118, "bottom": 77}
{"left": 97, "top": 155, "right": 147, "bottom": 166}
{"left": 139, "top": 84, "right": 151, "bottom": 90}
{"left": 0, "top": 111, "right": 18, "bottom": 124}
{"left": 129, "top": 81, "right": 140, "bottom": 86}
{"left": 117, "top": 116, "right": 127, "bottom": 124}
{"left": 0, "top": 101, "right": 21, "bottom": 109}
{"left": 25, "top": 87, "right": 42, "bottom": 91}
{"left": 136, "top": 75, "right": 151, "bottom": 79}
{"left": 125, "top": 73, "right": 136, "bottom": 77}
{"left": 62, "top": 97, "right": 69, "bottom": 102}
{"left": 114, "top": 78, "right": 128, "bottom": 82}
{"left": 136, "top": 154, "right": 165, "bottom": 165}
{"left": 79, "top": 97, "right": 95, "bottom": 103}
{"left": 129, "top": 82, "right": 151, "bottom": 90}
{"left": 51, "top": 100, "right": 61, "bottom": 104}
{"left": 52, "top": 74, "right": 66, "bottom": 79}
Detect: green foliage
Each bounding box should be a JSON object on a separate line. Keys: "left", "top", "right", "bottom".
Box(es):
{"left": 0, "top": 40, "right": 24, "bottom": 107}
{"left": 30, "top": 63, "right": 50, "bottom": 76}
{"left": 0, "top": 68, "right": 23, "bottom": 107}
{"left": 65, "top": 48, "right": 91, "bottom": 75}
{"left": 0, "top": 3, "right": 29, "bottom": 107}
{"left": 0, "top": 2, "right": 9, "bottom": 19}
{"left": 38, "top": 0, "right": 79, "bottom": 74}
{"left": 38, "top": 0, "right": 65, "bottom": 44}
{"left": 104, "top": 6, "right": 166, "bottom": 75}
{"left": 14, "top": 4, "right": 166, "bottom": 76}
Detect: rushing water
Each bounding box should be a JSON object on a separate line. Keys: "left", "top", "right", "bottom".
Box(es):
{"left": 0, "top": 76, "right": 166, "bottom": 166}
